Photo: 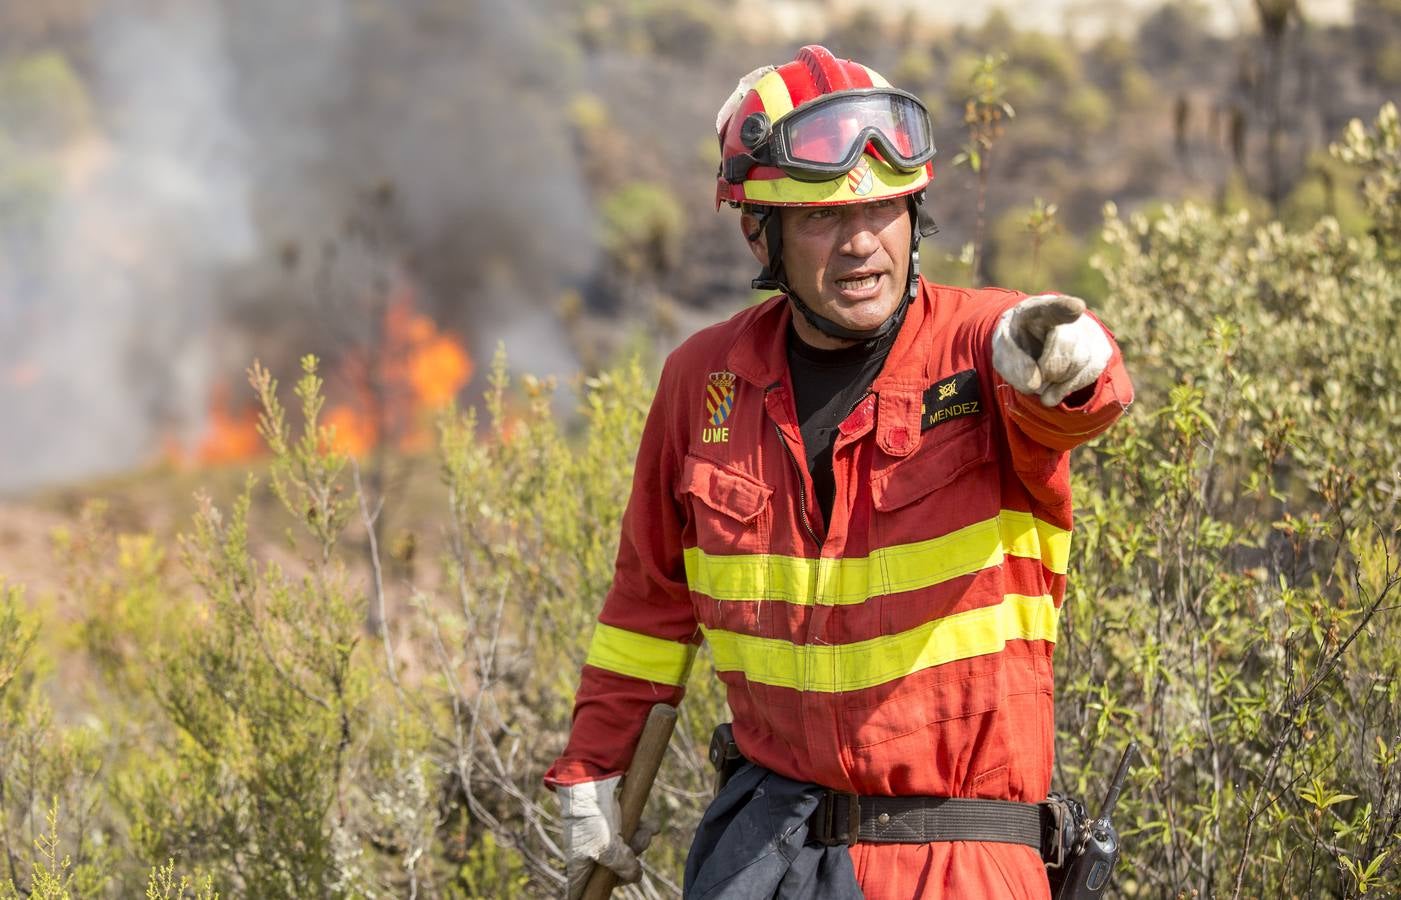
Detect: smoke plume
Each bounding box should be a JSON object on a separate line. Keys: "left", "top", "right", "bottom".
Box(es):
{"left": 0, "top": 0, "right": 593, "bottom": 493}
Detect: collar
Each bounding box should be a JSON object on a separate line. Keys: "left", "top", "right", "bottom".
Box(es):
{"left": 726, "top": 277, "right": 936, "bottom": 391}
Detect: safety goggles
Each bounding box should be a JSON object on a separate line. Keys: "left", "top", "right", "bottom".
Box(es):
{"left": 725, "top": 88, "right": 935, "bottom": 184}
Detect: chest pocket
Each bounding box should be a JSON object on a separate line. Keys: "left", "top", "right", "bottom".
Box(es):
{"left": 871, "top": 416, "right": 992, "bottom": 513}
{"left": 678, "top": 453, "right": 772, "bottom": 557}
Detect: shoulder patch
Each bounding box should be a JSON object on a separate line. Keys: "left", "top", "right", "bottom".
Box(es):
{"left": 921, "top": 369, "right": 982, "bottom": 430}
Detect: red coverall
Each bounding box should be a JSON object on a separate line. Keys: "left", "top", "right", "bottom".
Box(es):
{"left": 546, "top": 277, "right": 1134, "bottom": 898}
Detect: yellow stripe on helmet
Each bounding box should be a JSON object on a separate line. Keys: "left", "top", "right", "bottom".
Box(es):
{"left": 702, "top": 593, "right": 1059, "bottom": 693}
{"left": 742, "top": 153, "right": 929, "bottom": 206}
{"left": 752, "top": 69, "right": 794, "bottom": 122}
{"left": 586, "top": 623, "right": 698, "bottom": 686}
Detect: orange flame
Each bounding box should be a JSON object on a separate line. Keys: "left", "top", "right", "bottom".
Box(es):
{"left": 173, "top": 281, "right": 472, "bottom": 466}
{"left": 323, "top": 284, "right": 474, "bottom": 456}
{"left": 192, "top": 383, "right": 263, "bottom": 465}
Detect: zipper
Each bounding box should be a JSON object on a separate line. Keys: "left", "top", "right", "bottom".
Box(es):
{"left": 778, "top": 417, "right": 818, "bottom": 546}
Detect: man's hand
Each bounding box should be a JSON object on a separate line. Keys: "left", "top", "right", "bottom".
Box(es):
{"left": 559, "top": 775, "right": 655, "bottom": 899}
{"left": 992, "top": 293, "right": 1112, "bottom": 407}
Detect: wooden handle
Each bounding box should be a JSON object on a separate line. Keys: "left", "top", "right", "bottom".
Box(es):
{"left": 580, "top": 703, "right": 678, "bottom": 900}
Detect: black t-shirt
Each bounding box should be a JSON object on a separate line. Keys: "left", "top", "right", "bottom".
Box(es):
{"left": 785, "top": 326, "right": 895, "bottom": 527}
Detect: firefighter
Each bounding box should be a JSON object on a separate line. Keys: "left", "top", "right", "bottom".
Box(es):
{"left": 547, "top": 45, "right": 1134, "bottom": 899}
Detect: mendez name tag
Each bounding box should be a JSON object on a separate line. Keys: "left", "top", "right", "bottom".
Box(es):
{"left": 921, "top": 369, "right": 983, "bottom": 431}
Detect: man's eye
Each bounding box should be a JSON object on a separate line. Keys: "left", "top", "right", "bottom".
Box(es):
{"left": 808, "top": 208, "right": 835, "bottom": 220}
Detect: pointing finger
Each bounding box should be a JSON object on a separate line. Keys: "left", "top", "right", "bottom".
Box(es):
{"left": 1016, "top": 294, "right": 1086, "bottom": 344}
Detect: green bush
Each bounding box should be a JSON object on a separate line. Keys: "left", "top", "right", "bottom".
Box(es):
{"left": 599, "top": 181, "right": 686, "bottom": 276}
{"left": 0, "top": 583, "right": 114, "bottom": 898}
{"left": 1334, "top": 102, "right": 1401, "bottom": 257}
{"left": 0, "top": 52, "right": 92, "bottom": 149}
{"left": 1281, "top": 151, "right": 1373, "bottom": 238}
{"left": 1061, "top": 84, "right": 1112, "bottom": 138}
{"left": 1062, "top": 104, "right": 1401, "bottom": 897}
{"left": 122, "top": 359, "right": 371, "bottom": 896}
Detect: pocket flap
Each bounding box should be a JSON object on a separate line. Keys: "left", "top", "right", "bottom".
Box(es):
{"left": 680, "top": 454, "right": 772, "bottom": 524}
{"left": 872, "top": 420, "right": 990, "bottom": 511}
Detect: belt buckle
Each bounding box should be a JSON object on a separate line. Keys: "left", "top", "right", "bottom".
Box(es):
{"left": 843, "top": 793, "right": 861, "bottom": 847}
{"left": 1039, "top": 797, "right": 1071, "bottom": 868}
{"left": 815, "top": 792, "right": 861, "bottom": 847}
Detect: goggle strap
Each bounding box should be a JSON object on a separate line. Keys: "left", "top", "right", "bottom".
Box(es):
{"left": 723, "top": 152, "right": 760, "bottom": 185}
{"left": 914, "top": 191, "right": 939, "bottom": 238}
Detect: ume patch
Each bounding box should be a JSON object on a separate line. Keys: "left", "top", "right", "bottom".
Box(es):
{"left": 921, "top": 369, "right": 983, "bottom": 430}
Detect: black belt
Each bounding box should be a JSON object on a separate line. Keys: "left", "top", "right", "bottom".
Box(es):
{"left": 809, "top": 792, "right": 1069, "bottom": 863}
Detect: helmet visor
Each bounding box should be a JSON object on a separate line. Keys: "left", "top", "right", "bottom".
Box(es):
{"left": 775, "top": 89, "right": 934, "bottom": 181}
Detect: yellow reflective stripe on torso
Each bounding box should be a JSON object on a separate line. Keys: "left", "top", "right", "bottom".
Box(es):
{"left": 586, "top": 623, "right": 697, "bottom": 686}
{"left": 683, "top": 510, "right": 1069, "bottom": 606}
{"left": 998, "top": 510, "right": 1071, "bottom": 575}
{"left": 702, "top": 593, "right": 1058, "bottom": 692}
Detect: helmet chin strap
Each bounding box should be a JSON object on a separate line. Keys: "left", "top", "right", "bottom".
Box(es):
{"left": 751, "top": 192, "right": 936, "bottom": 344}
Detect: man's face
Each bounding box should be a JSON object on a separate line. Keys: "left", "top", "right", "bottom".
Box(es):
{"left": 743, "top": 197, "right": 911, "bottom": 345}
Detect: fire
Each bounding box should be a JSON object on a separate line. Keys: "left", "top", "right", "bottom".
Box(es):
{"left": 191, "top": 383, "right": 263, "bottom": 465}
{"left": 322, "top": 283, "right": 474, "bottom": 456}
{"left": 322, "top": 404, "right": 378, "bottom": 458}
{"left": 174, "top": 282, "right": 473, "bottom": 465}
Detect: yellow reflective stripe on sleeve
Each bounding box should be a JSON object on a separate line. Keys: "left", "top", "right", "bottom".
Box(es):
{"left": 585, "top": 623, "right": 697, "bottom": 686}
{"left": 753, "top": 69, "right": 794, "bottom": 122}
{"left": 683, "top": 510, "right": 1070, "bottom": 605}
{"left": 703, "top": 593, "right": 1058, "bottom": 692}
{"left": 997, "top": 510, "right": 1071, "bottom": 575}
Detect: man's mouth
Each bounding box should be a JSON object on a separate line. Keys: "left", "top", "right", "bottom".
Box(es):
{"left": 835, "top": 272, "right": 883, "bottom": 298}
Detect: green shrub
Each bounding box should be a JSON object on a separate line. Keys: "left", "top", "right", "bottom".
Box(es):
{"left": 1062, "top": 104, "right": 1401, "bottom": 897}
{"left": 1281, "top": 151, "right": 1373, "bottom": 238}
{"left": 0, "top": 52, "right": 92, "bottom": 149}
{"left": 599, "top": 181, "right": 686, "bottom": 276}
{"left": 0, "top": 586, "right": 113, "bottom": 897}
{"left": 1061, "top": 84, "right": 1112, "bottom": 138}
{"left": 1333, "top": 101, "right": 1400, "bottom": 257}
{"left": 122, "top": 358, "right": 370, "bottom": 896}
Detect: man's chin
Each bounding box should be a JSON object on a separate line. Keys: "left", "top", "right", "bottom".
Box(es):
{"left": 825, "top": 295, "right": 903, "bottom": 332}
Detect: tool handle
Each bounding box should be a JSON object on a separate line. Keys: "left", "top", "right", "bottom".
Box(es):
{"left": 581, "top": 704, "right": 678, "bottom": 900}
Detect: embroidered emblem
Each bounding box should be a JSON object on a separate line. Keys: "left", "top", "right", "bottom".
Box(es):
{"left": 703, "top": 371, "right": 736, "bottom": 443}
{"left": 847, "top": 159, "right": 874, "bottom": 196}
{"left": 921, "top": 369, "right": 983, "bottom": 431}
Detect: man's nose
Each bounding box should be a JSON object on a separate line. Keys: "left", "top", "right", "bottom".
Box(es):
{"left": 839, "top": 216, "right": 881, "bottom": 258}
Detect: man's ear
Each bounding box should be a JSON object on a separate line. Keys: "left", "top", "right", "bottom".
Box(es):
{"left": 738, "top": 210, "right": 770, "bottom": 268}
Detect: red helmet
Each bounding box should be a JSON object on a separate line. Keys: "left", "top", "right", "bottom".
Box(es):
{"left": 715, "top": 45, "right": 935, "bottom": 210}
{"left": 714, "top": 47, "right": 937, "bottom": 342}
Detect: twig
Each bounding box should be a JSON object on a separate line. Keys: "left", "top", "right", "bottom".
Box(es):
{"left": 353, "top": 459, "right": 398, "bottom": 689}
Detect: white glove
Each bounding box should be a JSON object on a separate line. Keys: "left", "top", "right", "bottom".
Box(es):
{"left": 558, "top": 775, "right": 655, "bottom": 899}
{"left": 992, "top": 293, "right": 1112, "bottom": 407}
